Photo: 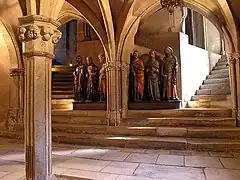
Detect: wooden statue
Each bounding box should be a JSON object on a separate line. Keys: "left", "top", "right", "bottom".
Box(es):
{"left": 98, "top": 53, "right": 107, "bottom": 101}
{"left": 73, "top": 55, "right": 86, "bottom": 101}
{"left": 146, "top": 50, "right": 160, "bottom": 101}
{"left": 85, "top": 57, "right": 99, "bottom": 101}
{"left": 131, "top": 50, "right": 145, "bottom": 101}
{"left": 162, "top": 46, "right": 178, "bottom": 100}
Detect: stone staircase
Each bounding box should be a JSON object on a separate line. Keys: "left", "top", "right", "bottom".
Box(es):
{"left": 1, "top": 108, "right": 239, "bottom": 152}
{"left": 188, "top": 56, "right": 231, "bottom": 108}
{"left": 52, "top": 65, "right": 74, "bottom": 110}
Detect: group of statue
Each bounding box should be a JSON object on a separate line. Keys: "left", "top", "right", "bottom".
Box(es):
{"left": 129, "top": 46, "right": 179, "bottom": 101}
{"left": 73, "top": 54, "right": 107, "bottom": 102}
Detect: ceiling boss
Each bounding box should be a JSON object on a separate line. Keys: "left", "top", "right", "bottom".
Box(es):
{"left": 160, "top": 0, "right": 183, "bottom": 14}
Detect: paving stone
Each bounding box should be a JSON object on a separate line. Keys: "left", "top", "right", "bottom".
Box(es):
{"left": 233, "top": 153, "right": 240, "bottom": 158}
{"left": 209, "top": 152, "right": 233, "bottom": 158}
{"left": 156, "top": 155, "right": 184, "bottom": 166}
{"left": 57, "top": 158, "right": 111, "bottom": 172}
{"left": 101, "top": 161, "right": 139, "bottom": 175}
{"left": 62, "top": 169, "right": 118, "bottom": 180}
{"left": 71, "top": 148, "right": 109, "bottom": 159}
{"left": 0, "top": 171, "right": 11, "bottom": 178}
{"left": 145, "top": 149, "right": 170, "bottom": 155}
{"left": 125, "top": 153, "right": 158, "bottom": 164}
{"left": 134, "top": 164, "right": 205, "bottom": 180}
{"left": 185, "top": 156, "right": 223, "bottom": 168}
{"left": 0, "top": 171, "right": 24, "bottom": 180}
{"left": 121, "top": 148, "right": 146, "bottom": 153}
{"left": 117, "top": 175, "right": 159, "bottom": 180}
{"left": 170, "top": 150, "right": 193, "bottom": 156}
{"left": 205, "top": 168, "right": 240, "bottom": 180}
{"left": 220, "top": 158, "right": 240, "bottom": 169}
{"left": 99, "top": 150, "right": 130, "bottom": 161}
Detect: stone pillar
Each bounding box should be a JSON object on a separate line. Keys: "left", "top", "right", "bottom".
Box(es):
{"left": 106, "top": 61, "right": 122, "bottom": 126}
{"left": 18, "top": 15, "right": 62, "bottom": 180}
{"left": 231, "top": 52, "right": 240, "bottom": 126}
{"left": 121, "top": 62, "right": 130, "bottom": 119}
{"left": 6, "top": 68, "right": 24, "bottom": 131}
{"left": 229, "top": 54, "right": 237, "bottom": 119}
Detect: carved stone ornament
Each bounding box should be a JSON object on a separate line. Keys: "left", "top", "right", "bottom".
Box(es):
{"left": 106, "top": 61, "right": 123, "bottom": 72}
{"left": 230, "top": 52, "right": 240, "bottom": 64}
{"left": 161, "top": 0, "right": 183, "bottom": 14}
{"left": 18, "top": 25, "right": 62, "bottom": 44}
{"left": 5, "top": 108, "right": 23, "bottom": 131}
{"left": 9, "top": 68, "right": 24, "bottom": 77}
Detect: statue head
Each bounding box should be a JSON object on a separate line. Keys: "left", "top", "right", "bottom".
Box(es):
{"left": 98, "top": 53, "right": 106, "bottom": 64}
{"left": 133, "top": 50, "right": 139, "bottom": 59}
{"left": 164, "top": 46, "right": 174, "bottom": 56}
{"left": 86, "top": 57, "right": 94, "bottom": 66}
{"left": 149, "top": 50, "right": 156, "bottom": 59}
{"left": 76, "top": 55, "right": 83, "bottom": 64}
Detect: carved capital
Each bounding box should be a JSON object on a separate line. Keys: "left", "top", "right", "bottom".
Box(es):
{"left": 230, "top": 52, "right": 240, "bottom": 64}
{"left": 18, "top": 24, "right": 62, "bottom": 44}
{"left": 9, "top": 68, "right": 24, "bottom": 77}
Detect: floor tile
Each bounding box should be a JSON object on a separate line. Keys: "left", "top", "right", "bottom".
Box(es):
{"left": 125, "top": 153, "right": 158, "bottom": 164}
{"left": 117, "top": 175, "right": 159, "bottom": 180}
{"left": 62, "top": 169, "right": 118, "bottom": 180}
{"left": 145, "top": 149, "right": 170, "bottom": 155}
{"left": 185, "top": 156, "right": 223, "bottom": 168}
{"left": 170, "top": 150, "right": 193, "bottom": 156}
{"left": 101, "top": 161, "right": 139, "bottom": 175}
{"left": 220, "top": 158, "right": 240, "bottom": 169}
{"left": 99, "top": 151, "right": 130, "bottom": 161}
{"left": 57, "top": 158, "right": 111, "bottom": 172}
{"left": 205, "top": 168, "right": 240, "bottom": 180}
{"left": 209, "top": 152, "right": 233, "bottom": 158}
{"left": 71, "top": 148, "right": 109, "bottom": 159}
{"left": 156, "top": 155, "right": 184, "bottom": 166}
{"left": 233, "top": 153, "right": 240, "bottom": 158}
{"left": 0, "top": 171, "right": 11, "bottom": 178}
{"left": 0, "top": 151, "right": 24, "bottom": 162}
{"left": 53, "top": 166, "right": 70, "bottom": 175}
{"left": 52, "top": 148, "right": 76, "bottom": 156}
{"left": 0, "top": 171, "right": 24, "bottom": 180}
{"left": 121, "top": 148, "right": 146, "bottom": 153}
{"left": 190, "top": 151, "right": 209, "bottom": 157}
{"left": 134, "top": 164, "right": 205, "bottom": 180}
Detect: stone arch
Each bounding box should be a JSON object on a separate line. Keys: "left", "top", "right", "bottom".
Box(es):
{"left": 0, "top": 19, "right": 23, "bottom": 130}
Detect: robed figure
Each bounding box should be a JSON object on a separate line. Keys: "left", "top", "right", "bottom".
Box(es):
{"left": 146, "top": 50, "right": 160, "bottom": 101}
{"left": 98, "top": 53, "right": 107, "bottom": 101}
{"left": 73, "top": 55, "right": 87, "bottom": 101}
{"left": 86, "top": 57, "right": 99, "bottom": 101}
{"left": 131, "top": 50, "right": 145, "bottom": 101}
{"left": 162, "top": 46, "right": 178, "bottom": 100}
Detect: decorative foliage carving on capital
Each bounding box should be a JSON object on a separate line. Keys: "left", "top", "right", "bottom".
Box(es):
{"left": 18, "top": 25, "right": 62, "bottom": 44}
{"left": 230, "top": 52, "right": 240, "bottom": 64}
{"left": 106, "top": 62, "right": 129, "bottom": 72}
{"left": 9, "top": 68, "right": 24, "bottom": 77}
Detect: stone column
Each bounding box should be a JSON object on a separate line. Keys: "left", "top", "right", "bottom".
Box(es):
{"left": 6, "top": 68, "right": 24, "bottom": 131}
{"left": 18, "top": 15, "right": 62, "bottom": 180}
{"left": 106, "top": 61, "right": 122, "bottom": 126}
{"left": 229, "top": 54, "right": 237, "bottom": 118}
{"left": 121, "top": 62, "right": 130, "bottom": 119}
{"left": 231, "top": 52, "right": 240, "bottom": 126}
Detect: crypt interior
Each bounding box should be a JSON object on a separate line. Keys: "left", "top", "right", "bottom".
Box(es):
{"left": 1, "top": 0, "right": 240, "bottom": 179}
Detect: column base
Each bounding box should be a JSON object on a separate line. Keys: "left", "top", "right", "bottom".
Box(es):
{"left": 107, "top": 110, "right": 121, "bottom": 126}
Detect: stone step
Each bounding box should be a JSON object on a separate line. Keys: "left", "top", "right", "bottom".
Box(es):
{"left": 52, "top": 110, "right": 106, "bottom": 117}
{"left": 52, "top": 99, "right": 74, "bottom": 104}
{"left": 53, "top": 73, "right": 73, "bottom": 78}
{"left": 187, "top": 99, "right": 231, "bottom": 109}
{"left": 52, "top": 124, "right": 240, "bottom": 139}
{"left": 52, "top": 82, "right": 74, "bottom": 86}
{"left": 122, "top": 117, "right": 235, "bottom": 127}
{"left": 207, "top": 73, "right": 229, "bottom": 79}
{"left": 216, "top": 62, "right": 228, "bottom": 66}
{"left": 218, "top": 57, "right": 228, "bottom": 63}
{"left": 203, "top": 78, "right": 229, "bottom": 85}
{"left": 52, "top": 104, "right": 73, "bottom": 110}
{"left": 52, "top": 116, "right": 107, "bottom": 125}
{"left": 191, "top": 95, "right": 229, "bottom": 101}
{"left": 52, "top": 78, "right": 73, "bottom": 82}
{"left": 52, "top": 94, "right": 74, "bottom": 99}
{"left": 211, "top": 69, "right": 229, "bottom": 75}
{"left": 200, "top": 83, "right": 230, "bottom": 90}
{"left": 52, "top": 66, "right": 74, "bottom": 72}
{"left": 52, "top": 90, "right": 74, "bottom": 95}
{"left": 52, "top": 85, "right": 73, "bottom": 90}
{"left": 128, "top": 108, "right": 232, "bottom": 118}
{"left": 213, "top": 64, "right": 228, "bottom": 70}
{"left": 196, "top": 88, "right": 230, "bottom": 95}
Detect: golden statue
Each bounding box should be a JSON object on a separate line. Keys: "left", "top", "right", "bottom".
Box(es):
{"left": 98, "top": 53, "right": 107, "bottom": 101}
{"left": 162, "top": 46, "right": 178, "bottom": 100}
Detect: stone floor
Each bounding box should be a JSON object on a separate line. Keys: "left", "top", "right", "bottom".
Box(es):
{"left": 0, "top": 138, "right": 240, "bottom": 179}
